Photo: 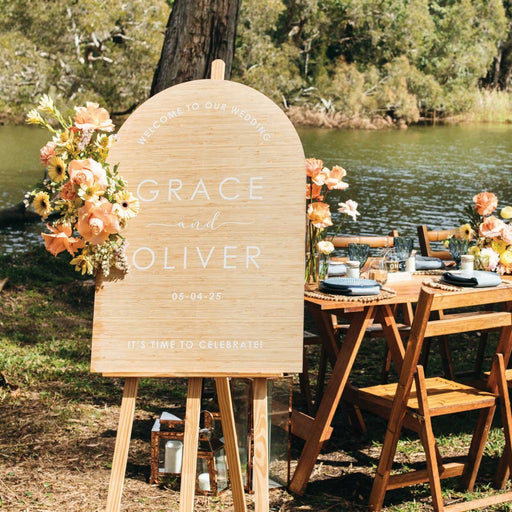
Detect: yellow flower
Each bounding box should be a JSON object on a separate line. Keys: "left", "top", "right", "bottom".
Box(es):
{"left": 78, "top": 183, "right": 104, "bottom": 202}
{"left": 501, "top": 206, "right": 512, "bottom": 220}
{"left": 113, "top": 190, "right": 140, "bottom": 220}
{"left": 26, "top": 109, "right": 44, "bottom": 125}
{"left": 457, "top": 223, "right": 473, "bottom": 241}
{"left": 492, "top": 239, "right": 508, "bottom": 255}
{"left": 468, "top": 245, "right": 480, "bottom": 257}
{"left": 70, "top": 253, "right": 94, "bottom": 275}
{"left": 33, "top": 191, "right": 52, "bottom": 218}
{"left": 500, "top": 249, "right": 512, "bottom": 269}
{"left": 47, "top": 156, "right": 67, "bottom": 182}
{"left": 37, "top": 94, "right": 55, "bottom": 113}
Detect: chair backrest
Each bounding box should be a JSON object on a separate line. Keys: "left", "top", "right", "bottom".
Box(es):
{"left": 417, "top": 225, "right": 454, "bottom": 260}
{"left": 400, "top": 286, "right": 512, "bottom": 386}
{"left": 332, "top": 231, "right": 398, "bottom": 249}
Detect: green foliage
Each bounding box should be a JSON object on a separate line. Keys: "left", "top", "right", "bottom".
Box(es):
{"left": 232, "top": 0, "right": 512, "bottom": 125}
{"left": 1, "top": 0, "right": 512, "bottom": 125}
{"left": 0, "top": 0, "right": 170, "bottom": 118}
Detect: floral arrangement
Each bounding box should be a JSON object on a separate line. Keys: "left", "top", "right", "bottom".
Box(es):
{"left": 305, "top": 157, "right": 359, "bottom": 282}
{"left": 450, "top": 191, "right": 512, "bottom": 274}
{"left": 26, "top": 95, "right": 140, "bottom": 277}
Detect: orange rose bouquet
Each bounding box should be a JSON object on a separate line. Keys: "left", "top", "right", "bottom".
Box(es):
{"left": 26, "top": 95, "right": 140, "bottom": 277}
{"left": 456, "top": 191, "right": 512, "bottom": 274}
{"left": 305, "top": 157, "right": 359, "bottom": 282}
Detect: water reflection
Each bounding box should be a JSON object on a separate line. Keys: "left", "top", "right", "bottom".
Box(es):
{"left": 299, "top": 124, "right": 512, "bottom": 237}
{"left": 1, "top": 123, "right": 512, "bottom": 253}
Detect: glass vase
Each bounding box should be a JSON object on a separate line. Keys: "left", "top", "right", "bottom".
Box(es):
{"left": 305, "top": 252, "right": 328, "bottom": 284}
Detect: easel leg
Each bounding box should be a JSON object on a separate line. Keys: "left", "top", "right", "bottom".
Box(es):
{"left": 253, "top": 378, "right": 269, "bottom": 512}
{"left": 179, "top": 377, "right": 202, "bottom": 512}
{"left": 215, "top": 377, "right": 247, "bottom": 512}
{"left": 105, "top": 377, "right": 139, "bottom": 512}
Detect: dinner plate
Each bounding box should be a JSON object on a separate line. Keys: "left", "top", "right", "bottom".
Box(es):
{"left": 322, "top": 277, "right": 379, "bottom": 289}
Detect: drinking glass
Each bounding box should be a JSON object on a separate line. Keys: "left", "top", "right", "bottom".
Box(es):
{"left": 369, "top": 259, "right": 388, "bottom": 285}
{"left": 448, "top": 238, "right": 469, "bottom": 269}
{"left": 393, "top": 236, "right": 414, "bottom": 271}
{"left": 348, "top": 243, "right": 370, "bottom": 270}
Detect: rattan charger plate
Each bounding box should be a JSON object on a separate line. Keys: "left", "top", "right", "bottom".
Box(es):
{"left": 305, "top": 283, "right": 397, "bottom": 303}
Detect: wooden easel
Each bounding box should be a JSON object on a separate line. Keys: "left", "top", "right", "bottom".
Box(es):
{"left": 104, "top": 61, "right": 271, "bottom": 512}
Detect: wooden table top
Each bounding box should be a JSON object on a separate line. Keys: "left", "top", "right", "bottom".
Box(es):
{"left": 305, "top": 274, "right": 512, "bottom": 311}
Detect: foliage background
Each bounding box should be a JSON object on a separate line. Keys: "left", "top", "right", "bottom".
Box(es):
{"left": 2, "top": 0, "right": 512, "bottom": 126}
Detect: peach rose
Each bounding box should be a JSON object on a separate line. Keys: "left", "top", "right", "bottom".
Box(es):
{"left": 501, "top": 225, "right": 512, "bottom": 245}
{"left": 39, "top": 141, "right": 56, "bottom": 167}
{"left": 41, "top": 224, "right": 85, "bottom": 256}
{"left": 307, "top": 202, "right": 333, "bottom": 229}
{"left": 76, "top": 198, "right": 120, "bottom": 245}
{"left": 325, "top": 165, "right": 349, "bottom": 190}
{"left": 473, "top": 191, "right": 498, "bottom": 216}
{"left": 479, "top": 215, "right": 505, "bottom": 238}
{"left": 68, "top": 158, "right": 108, "bottom": 190}
{"left": 305, "top": 158, "right": 323, "bottom": 179}
{"left": 73, "top": 102, "right": 115, "bottom": 132}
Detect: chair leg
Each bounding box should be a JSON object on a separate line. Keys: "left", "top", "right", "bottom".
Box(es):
{"left": 473, "top": 331, "right": 489, "bottom": 379}
{"left": 380, "top": 343, "right": 392, "bottom": 384}
{"left": 415, "top": 366, "right": 445, "bottom": 512}
{"left": 438, "top": 336, "right": 455, "bottom": 380}
{"left": 315, "top": 346, "right": 328, "bottom": 405}
{"left": 494, "top": 353, "right": 512, "bottom": 489}
{"left": 299, "top": 346, "right": 314, "bottom": 415}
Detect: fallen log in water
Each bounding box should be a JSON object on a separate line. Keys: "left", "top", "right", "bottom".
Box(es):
{"left": 0, "top": 201, "right": 40, "bottom": 227}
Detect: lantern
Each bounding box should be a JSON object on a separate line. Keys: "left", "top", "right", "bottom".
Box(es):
{"left": 149, "top": 410, "right": 228, "bottom": 495}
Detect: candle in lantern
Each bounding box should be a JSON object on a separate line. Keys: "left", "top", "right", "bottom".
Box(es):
{"left": 164, "top": 440, "right": 183, "bottom": 473}
{"left": 198, "top": 472, "right": 211, "bottom": 491}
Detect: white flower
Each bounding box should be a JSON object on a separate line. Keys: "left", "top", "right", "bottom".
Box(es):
{"left": 317, "top": 240, "right": 335, "bottom": 255}
{"left": 338, "top": 199, "right": 360, "bottom": 221}
{"left": 480, "top": 247, "right": 500, "bottom": 271}
{"left": 38, "top": 94, "right": 55, "bottom": 112}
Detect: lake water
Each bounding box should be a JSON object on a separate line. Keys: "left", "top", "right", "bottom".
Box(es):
{"left": 1, "top": 123, "right": 511, "bottom": 253}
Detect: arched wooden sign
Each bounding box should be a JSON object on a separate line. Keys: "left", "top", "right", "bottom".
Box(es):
{"left": 91, "top": 78, "right": 305, "bottom": 377}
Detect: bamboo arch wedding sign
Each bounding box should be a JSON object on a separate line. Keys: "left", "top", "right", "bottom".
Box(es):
{"left": 91, "top": 61, "right": 305, "bottom": 512}
{"left": 91, "top": 69, "right": 305, "bottom": 377}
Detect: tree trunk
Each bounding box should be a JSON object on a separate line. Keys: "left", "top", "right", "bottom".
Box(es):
{"left": 150, "top": 0, "right": 241, "bottom": 96}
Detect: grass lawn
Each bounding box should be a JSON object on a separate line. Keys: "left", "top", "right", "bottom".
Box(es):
{"left": 1, "top": 248, "right": 512, "bottom": 511}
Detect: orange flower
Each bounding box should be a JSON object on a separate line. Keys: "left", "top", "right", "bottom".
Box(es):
{"left": 479, "top": 215, "right": 505, "bottom": 239}
{"left": 473, "top": 191, "right": 498, "bottom": 216}
{"left": 306, "top": 182, "right": 323, "bottom": 200}
{"left": 307, "top": 202, "right": 333, "bottom": 229}
{"left": 60, "top": 181, "right": 78, "bottom": 201}
{"left": 325, "top": 165, "right": 349, "bottom": 190}
{"left": 41, "top": 224, "right": 85, "bottom": 256}
{"left": 73, "top": 102, "right": 115, "bottom": 132}
{"left": 305, "top": 158, "right": 323, "bottom": 179}
{"left": 68, "top": 158, "right": 108, "bottom": 190}
{"left": 76, "top": 198, "right": 120, "bottom": 245}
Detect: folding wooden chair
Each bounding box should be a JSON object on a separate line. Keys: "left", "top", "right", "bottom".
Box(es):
{"left": 301, "top": 232, "right": 409, "bottom": 415}
{"left": 345, "top": 285, "right": 512, "bottom": 512}
{"left": 417, "top": 225, "right": 454, "bottom": 260}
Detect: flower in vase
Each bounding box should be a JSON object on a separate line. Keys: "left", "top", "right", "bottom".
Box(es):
{"left": 73, "top": 102, "right": 115, "bottom": 132}
{"left": 338, "top": 199, "right": 360, "bottom": 221}
{"left": 306, "top": 158, "right": 323, "bottom": 179}
{"left": 41, "top": 223, "right": 85, "bottom": 256}
{"left": 307, "top": 202, "right": 333, "bottom": 229}
{"left": 501, "top": 206, "right": 512, "bottom": 220}
{"left": 473, "top": 191, "right": 498, "bottom": 216}
{"left": 317, "top": 240, "right": 335, "bottom": 255}
{"left": 457, "top": 223, "right": 474, "bottom": 240}
{"left": 479, "top": 215, "right": 505, "bottom": 238}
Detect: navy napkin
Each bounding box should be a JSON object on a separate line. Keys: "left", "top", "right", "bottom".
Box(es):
{"left": 441, "top": 270, "right": 502, "bottom": 288}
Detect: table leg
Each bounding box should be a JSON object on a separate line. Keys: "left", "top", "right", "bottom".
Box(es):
{"left": 289, "top": 305, "right": 376, "bottom": 495}
{"left": 374, "top": 304, "right": 406, "bottom": 375}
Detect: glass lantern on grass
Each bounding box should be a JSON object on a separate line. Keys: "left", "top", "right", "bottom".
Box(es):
{"left": 149, "top": 410, "right": 228, "bottom": 495}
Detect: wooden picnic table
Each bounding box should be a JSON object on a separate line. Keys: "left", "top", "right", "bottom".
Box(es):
{"left": 289, "top": 274, "right": 512, "bottom": 496}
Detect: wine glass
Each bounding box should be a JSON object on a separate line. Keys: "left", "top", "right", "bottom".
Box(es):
{"left": 369, "top": 259, "right": 388, "bottom": 285}
{"left": 348, "top": 243, "right": 370, "bottom": 270}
